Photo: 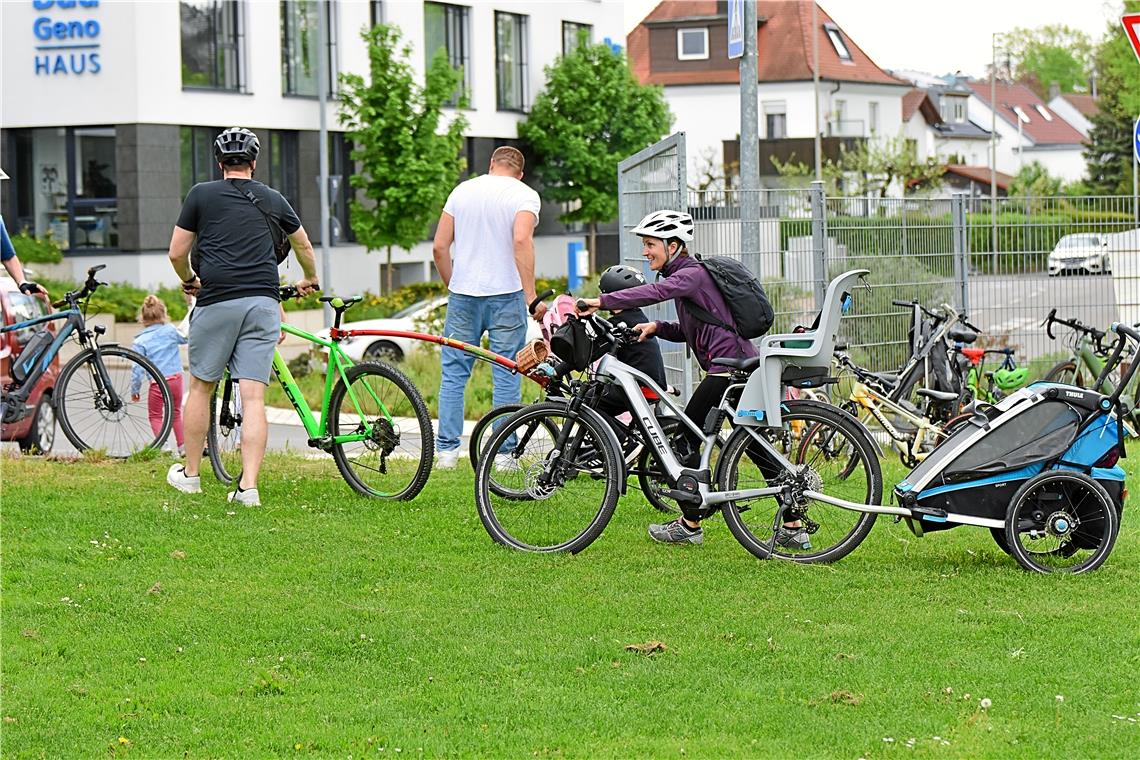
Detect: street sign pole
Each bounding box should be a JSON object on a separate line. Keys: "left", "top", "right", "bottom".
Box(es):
{"left": 731, "top": 0, "right": 759, "bottom": 261}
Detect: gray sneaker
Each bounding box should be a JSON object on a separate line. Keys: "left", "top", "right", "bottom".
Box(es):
{"left": 167, "top": 464, "right": 201, "bottom": 494}
{"left": 775, "top": 525, "right": 812, "bottom": 550}
{"left": 648, "top": 518, "right": 704, "bottom": 545}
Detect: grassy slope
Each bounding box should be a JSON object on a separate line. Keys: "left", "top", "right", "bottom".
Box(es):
{"left": 1, "top": 453, "right": 1139, "bottom": 758}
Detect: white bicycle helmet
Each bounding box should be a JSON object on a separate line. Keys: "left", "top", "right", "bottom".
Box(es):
{"left": 629, "top": 210, "right": 694, "bottom": 242}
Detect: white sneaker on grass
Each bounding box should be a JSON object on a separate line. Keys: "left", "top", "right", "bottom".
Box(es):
{"left": 436, "top": 450, "right": 460, "bottom": 470}
{"left": 167, "top": 464, "right": 201, "bottom": 494}
{"left": 227, "top": 486, "right": 260, "bottom": 507}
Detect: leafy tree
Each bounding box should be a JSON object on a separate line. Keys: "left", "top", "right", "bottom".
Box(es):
{"left": 1008, "top": 161, "right": 1063, "bottom": 210}
{"left": 1084, "top": 2, "right": 1140, "bottom": 195}
{"left": 1003, "top": 24, "right": 1094, "bottom": 96}
{"left": 338, "top": 24, "right": 467, "bottom": 293}
{"left": 518, "top": 38, "right": 673, "bottom": 273}
{"left": 771, "top": 136, "right": 943, "bottom": 197}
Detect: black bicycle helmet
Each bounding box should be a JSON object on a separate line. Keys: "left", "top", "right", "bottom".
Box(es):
{"left": 213, "top": 127, "right": 260, "bottom": 165}
{"left": 599, "top": 264, "right": 647, "bottom": 294}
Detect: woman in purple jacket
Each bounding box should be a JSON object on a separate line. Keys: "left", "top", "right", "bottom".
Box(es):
{"left": 578, "top": 210, "right": 808, "bottom": 549}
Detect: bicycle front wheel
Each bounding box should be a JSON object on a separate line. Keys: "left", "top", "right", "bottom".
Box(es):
{"left": 328, "top": 361, "right": 433, "bottom": 500}
{"left": 717, "top": 400, "right": 882, "bottom": 563}
{"left": 207, "top": 372, "right": 242, "bottom": 485}
{"left": 475, "top": 402, "right": 620, "bottom": 553}
{"left": 56, "top": 345, "right": 173, "bottom": 458}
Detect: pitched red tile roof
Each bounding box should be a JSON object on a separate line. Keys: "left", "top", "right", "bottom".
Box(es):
{"left": 1060, "top": 93, "right": 1099, "bottom": 119}
{"left": 944, "top": 164, "right": 1013, "bottom": 190}
{"left": 628, "top": 1, "right": 905, "bottom": 87}
{"left": 902, "top": 88, "right": 941, "bottom": 124}
{"left": 966, "top": 80, "right": 1085, "bottom": 145}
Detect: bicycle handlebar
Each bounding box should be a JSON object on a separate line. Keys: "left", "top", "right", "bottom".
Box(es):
{"left": 1043, "top": 308, "right": 1107, "bottom": 349}
{"left": 531, "top": 289, "right": 554, "bottom": 314}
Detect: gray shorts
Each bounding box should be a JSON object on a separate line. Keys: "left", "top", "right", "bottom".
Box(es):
{"left": 188, "top": 296, "right": 280, "bottom": 384}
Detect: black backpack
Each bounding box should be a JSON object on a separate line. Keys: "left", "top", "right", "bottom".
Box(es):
{"left": 682, "top": 254, "right": 774, "bottom": 339}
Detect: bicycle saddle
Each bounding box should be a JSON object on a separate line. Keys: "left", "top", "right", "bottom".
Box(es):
{"left": 917, "top": 388, "right": 958, "bottom": 402}
{"left": 948, "top": 326, "right": 978, "bottom": 344}
{"left": 714, "top": 356, "right": 761, "bottom": 373}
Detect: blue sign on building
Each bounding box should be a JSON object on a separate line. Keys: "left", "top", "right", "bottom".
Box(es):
{"left": 33, "top": 0, "right": 103, "bottom": 76}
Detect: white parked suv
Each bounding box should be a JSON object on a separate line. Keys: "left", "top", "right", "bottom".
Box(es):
{"left": 1047, "top": 233, "right": 1111, "bottom": 276}
{"left": 321, "top": 296, "right": 542, "bottom": 363}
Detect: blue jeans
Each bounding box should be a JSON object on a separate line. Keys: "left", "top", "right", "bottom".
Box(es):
{"left": 437, "top": 290, "right": 528, "bottom": 452}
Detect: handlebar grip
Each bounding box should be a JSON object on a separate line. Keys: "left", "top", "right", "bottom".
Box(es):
{"left": 576, "top": 299, "right": 590, "bottom": 312}
{"left": 1045, "top": 308, "right": 1056, "bottom": 340}
{"left": 891, "top": 299, "right": 914, "bottom": 308}
{"left": 1114, "top": 322, "right": 1140, "bottom": 343}
{"left": 530, "top": 289, "right": 554, "bottom": 314}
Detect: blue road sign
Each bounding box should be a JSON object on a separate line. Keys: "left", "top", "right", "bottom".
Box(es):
{"left": 1134, "top": 115, "right": 1140, "bottom": 163}
{"left": 728, "top": 0, "right": 744, "bottom": 59}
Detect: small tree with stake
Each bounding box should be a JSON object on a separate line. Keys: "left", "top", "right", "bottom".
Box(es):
{"left": 519, "top": 37, "right": 672, "bottom": 274}
{"left": 338, "top": 23, "right": 467, "bottom": 293}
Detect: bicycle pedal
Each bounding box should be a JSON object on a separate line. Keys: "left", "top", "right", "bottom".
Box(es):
{"left": 663, "top": 489, "right": 702, "bottom": 505}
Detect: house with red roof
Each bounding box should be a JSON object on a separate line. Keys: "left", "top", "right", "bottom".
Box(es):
{"left": 1047, "top": 90, "right": 1098, "bottom": 139}
{"left": 966, "top": 80, "right": 1087, "bottom": 182}
{"left": 627, "top": 0, "right": 910, "bottom": 187}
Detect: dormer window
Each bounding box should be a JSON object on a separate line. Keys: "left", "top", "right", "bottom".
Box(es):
{"left": 1034, "top": 104, "right": 1053, "bottom": 121}
{"left": 677, "top": 27, "right": 708, "bottom": 60}
{"left": 824, "top": 23, "right": 851, "bottom": 61}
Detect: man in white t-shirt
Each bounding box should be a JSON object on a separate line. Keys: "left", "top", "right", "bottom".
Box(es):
{"left": 431, "top": 146, "right": 547, "bottom": 469}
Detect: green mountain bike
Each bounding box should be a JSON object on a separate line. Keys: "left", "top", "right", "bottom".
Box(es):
{"left": 207, "top": 290, "right": 433, "bottom": 499}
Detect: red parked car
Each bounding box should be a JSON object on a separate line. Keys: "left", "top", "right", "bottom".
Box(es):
{"left": 1, "top": 275, "right": 59, "bottom": 453}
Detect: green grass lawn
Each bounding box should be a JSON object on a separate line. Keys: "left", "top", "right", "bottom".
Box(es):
{"left": 3, "top": 452, "right": 1140, "bottom": 758}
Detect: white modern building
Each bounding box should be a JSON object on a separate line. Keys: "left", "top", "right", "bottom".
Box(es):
{"left": 966, "top": 79, "right": 1087, "bottom": 182}
{"left": 1047, "top": 91, "right": 1098, "bottom": 140}
{"left": 627, "top": 0, "right": 910, "bottom": 188}
{"left": 0, "top": 0, "right": 625, "bottom": 292}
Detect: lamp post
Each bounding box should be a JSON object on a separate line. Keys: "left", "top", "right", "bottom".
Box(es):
{"left": 990, "top": 32, "right": 1003, "bottom": 273}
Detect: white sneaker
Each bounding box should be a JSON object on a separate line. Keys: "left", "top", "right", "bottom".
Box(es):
{"left": 227, "top": 486, "right": 260, "bottom": 507}
{"left": 167, "top": 464, "right": 201, "bottom": 494}
{"left": 494, "top": 453, "right": 521, "bottom": 472}
{"left": 436, "top": 449, "right": 460, "bottom": 470}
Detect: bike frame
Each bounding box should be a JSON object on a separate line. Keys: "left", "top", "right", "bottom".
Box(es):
{"left": 0, "top": 308, "right": 121, "bottom": 410}
{"left": 588, "top": 353, "right": 903, "bottom": 515}
{"left": 846, "top": 379, "right": 944, "bottom": 461}
{"left": 255, "top": 322, "right": 388, "bottom": 447}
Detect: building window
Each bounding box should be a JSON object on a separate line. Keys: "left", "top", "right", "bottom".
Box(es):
{"left": 180, "top": 126, "right": 223, "bottom": 199}
{"left": 281, "top": 0, "right": 338, "bottom": 97}
{"left": 263, "top": 130, "right": 301, "bottom": 211}
{"left": 1011, "top": 105, "right": 1031, "bottom": 124}
{"left": 370, "top": 0, "right": 383, "bottom": 26}
{"left": 562, "top": 21, "right": 592, "bottom": 55}
{"left": 869, "top": 101, "right": 879, "bottom": 134}
{"left": 424, "top": 2, "right": 471, "bottom": 105}
{"left": 181, "top": 1, "right": 245, "bottom": 90}
{"left": 495, "top": 12, "right": 528, "bottom": 112}
{"left": 676, "top": 27, "right": 708, "bottom": 60}
{"left": 824, "top": 23, "right": 851, "bottom": 61}
{"left": 952, "top": 97, "right": 967, "bottom": 123}
{"left": 8, "top": 127, "right": 119, "bottom": 251}
{"left": 1034, "top": 103, "right": 1053, "bottom": 122}
{"left": 329, "top": 132, "right": 357, "bottom": 244}
{"left": 763, "top": 101, "right": 787, "bottom": 139}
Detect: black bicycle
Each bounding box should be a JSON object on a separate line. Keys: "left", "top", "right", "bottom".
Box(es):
{"left": 0, "top": 265, "right": 173, "bottom": 457}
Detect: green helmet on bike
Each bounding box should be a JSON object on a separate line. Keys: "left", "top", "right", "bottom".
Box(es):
{"left": 993, "top": 366, "right": 1029, "bottom": 392}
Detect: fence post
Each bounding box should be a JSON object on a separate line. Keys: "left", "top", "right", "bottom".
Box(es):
{"left": 810, "top": 180, "right": 827, "bottom": 309}
{"left": 951, "top": 192, "right": 969, "bottom": 315}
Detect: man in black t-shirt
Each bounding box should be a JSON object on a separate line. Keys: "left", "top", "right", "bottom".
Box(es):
{"left": 166, "top": 127, "right": 319, "bottom": 506}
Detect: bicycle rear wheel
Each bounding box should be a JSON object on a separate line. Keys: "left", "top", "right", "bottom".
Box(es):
{"left": 207, "top": 372, "right": 242, "bottom": 485}
{"left": 55, "top": 345, "right": 173, "bottom": 458}
{"left": 717, "top": 400, "right": 881, "bottom": 563}
{"left": 328, "top": 361, "right": 433, "bottom": 499}
{"left": 475, "top": 402, "right": 620, "bottom": 553}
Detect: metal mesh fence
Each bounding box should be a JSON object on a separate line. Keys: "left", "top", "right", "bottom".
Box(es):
{"left": 618, "top": 137, "right": 1140, "bottom": 389}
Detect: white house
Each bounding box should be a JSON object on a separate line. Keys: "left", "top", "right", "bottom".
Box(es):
{"left": 1047, "top": 92, "right": 1098, "bottom": 139}
{"left": 966, "top": 80, "right": 1087, "bottom": 183}
{"left": 0, "top": 0, "right": 625, "bottom": 292}
{"left": 897, "top": 78, "right": 992, "bottom": 167}
{"left": 627, "top": 0, "right": 910, "bottom": 188}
